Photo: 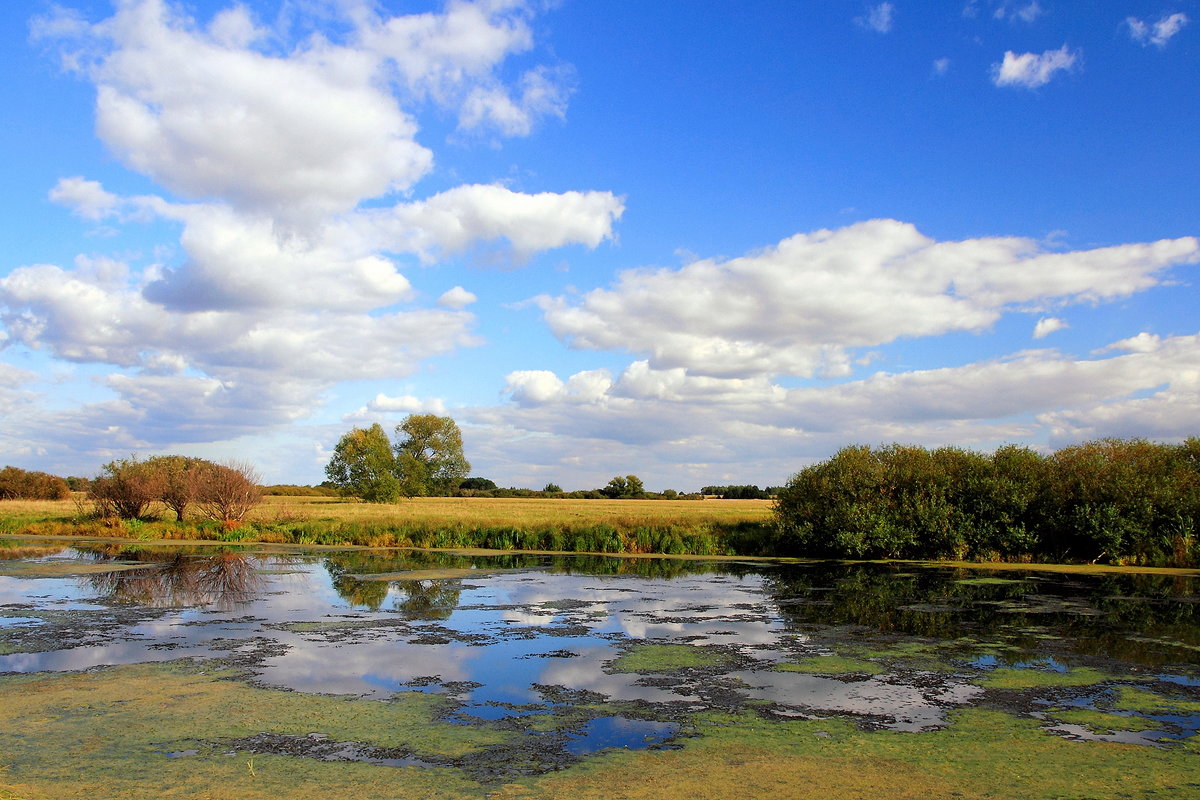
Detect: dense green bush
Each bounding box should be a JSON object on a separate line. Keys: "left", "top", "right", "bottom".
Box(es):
{"left": 775, "top": 438, "right": 1200, "bottom": 566}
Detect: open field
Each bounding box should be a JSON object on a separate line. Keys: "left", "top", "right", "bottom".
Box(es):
{"left": 254, "top": 495, "right": 773, "bottom": 526}
{"left": 0, "top": 495, "right": 777, "bottom": 555}
{"left": 0, "top": 495, "right": 774, "bottom": 528}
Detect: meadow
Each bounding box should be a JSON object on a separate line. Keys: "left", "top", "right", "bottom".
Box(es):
{"left": 0, "top": 495, "right": 777, "bottom": 555}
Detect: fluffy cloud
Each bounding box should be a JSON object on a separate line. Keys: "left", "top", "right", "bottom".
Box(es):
{"left": 1127, "top": 13, "right": 1189, "bottom": 48}
{"left": 4, "top": 0, "right": 621, "bottom": 465}
{"left": 49, "top": 177, "right": 121, "bottom": 221}
{"left": 343, "top": 393, "right": 448, "bottom": 422}
{"left": 1032, "top": 317, "right": 1067, "bottom": 339}
{"left": 372, "top": 184, "right": 624, "bottom": 262}
{"left": 538, "top": 219, "right": 1198, "bottom": 379}
{"left": 35, "top": 0, "right": 575, "bottom": 222}
{"left": 480, "top": 333, "right": 1200, "bottom": 489}
{"left": 438, "top": 286, "right": 478, "bottom": 309}
{"left": 992, "top": 45, "right": 1079, "bottom": 89}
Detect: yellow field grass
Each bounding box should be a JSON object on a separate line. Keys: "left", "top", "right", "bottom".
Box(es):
{"left": 0, "top": 495, "right": 773, "bottom": 529}
{"left": 254, "top": 495, "right": 773, "bottom": 528}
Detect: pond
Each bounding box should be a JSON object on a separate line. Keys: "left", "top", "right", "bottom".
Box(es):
{"left": 1, "top": 538, "right": 1199, "bottom": 797}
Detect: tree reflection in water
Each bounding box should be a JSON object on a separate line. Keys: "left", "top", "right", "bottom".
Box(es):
{"left": 393, "top": 579, "right": 460, "bottom": 620}
{"left": 84, "top": 550, "right": 264, "bottom": 610}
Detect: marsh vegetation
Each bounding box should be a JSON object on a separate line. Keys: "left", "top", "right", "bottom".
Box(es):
{"left": 0, "top": 540, "right": 1198, "bottom": 799}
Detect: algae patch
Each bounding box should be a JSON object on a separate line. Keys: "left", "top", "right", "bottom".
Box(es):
{"left": 775, "top": 656, "right": 885, "bottom": 676}
{"left": 609, "top": 644, "right": 730, "bottom": 673}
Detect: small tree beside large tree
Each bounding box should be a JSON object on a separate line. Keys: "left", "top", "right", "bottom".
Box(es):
{"left": 325, "top": 414, "right": 471, "bottom": 501}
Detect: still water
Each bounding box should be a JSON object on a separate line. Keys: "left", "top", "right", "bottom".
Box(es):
{"left": 2, "top": 541, "right": 1199, "bottom": 760}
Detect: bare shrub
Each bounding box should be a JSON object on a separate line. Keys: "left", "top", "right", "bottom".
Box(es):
{"left": 196, "top": 460, "right": 263, "bottom": 523}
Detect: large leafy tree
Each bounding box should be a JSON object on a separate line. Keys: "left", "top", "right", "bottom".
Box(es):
{"left": 393, "top": 414, "right": 471, "bottom": 496}
{"left": 325, "top": 424, "right": 402, "bottom": 503}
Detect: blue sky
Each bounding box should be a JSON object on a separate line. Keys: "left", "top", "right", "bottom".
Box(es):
{"left": 1, "top": 0, "right": 1197, "bottom": 491}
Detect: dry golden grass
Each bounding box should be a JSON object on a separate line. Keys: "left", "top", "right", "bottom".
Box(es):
{"left": 251, "top": 495, "right": 773, "bottom": 529}
{"left": 1, "top": 495, "right": 772, "bottom": 530}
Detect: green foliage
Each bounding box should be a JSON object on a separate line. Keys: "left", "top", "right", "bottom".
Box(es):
{"left": 701, "top": 484, "right": 771, "bottom": 499}
{"left": 775, "top": 438, "right": 1200, "bottom": 565}
{"left": 460, "top": 477, "right": 498, "bottom": 491}
{"left": 393, "top": 414, "right": 471, "bottom": 496}
{"left": 602, "top": 474, "right": 645, "bottom": 499}
{"left": 0, "top": 466, "right": 70, "bottom": 500}
{"left": 324, "top": 424, "right": 402, "bottom": 503}
{"left": 543, "top": 482, "right": 563, "bottom": 494}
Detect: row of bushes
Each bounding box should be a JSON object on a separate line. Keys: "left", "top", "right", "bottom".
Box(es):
{"left": 0, "top": 466, "right": 70, "bottom": 500}
{"left": 89, "top": 456, "right": 263, "bottom": 523}
{"left": 774, "top": 438, "right": 1200, "bottom": 566}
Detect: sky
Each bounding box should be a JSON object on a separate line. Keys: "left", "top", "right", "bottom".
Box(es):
{"left": 0, "top": 0, "right": 1197, "bottom": 492}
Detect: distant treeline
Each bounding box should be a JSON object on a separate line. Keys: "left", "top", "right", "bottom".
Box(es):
{"left": 701, "top": 485, "right": 785, "bottom": 499}
{"left": 774, "top": 438, "right": 1200, "bottom": 567}
{"left": 0, "top": 466, "right": 70, "bottom": 500}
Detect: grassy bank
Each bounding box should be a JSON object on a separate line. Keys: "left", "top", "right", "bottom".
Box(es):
{"left": 0, "top": 496, "right": 777, "bottom": 556}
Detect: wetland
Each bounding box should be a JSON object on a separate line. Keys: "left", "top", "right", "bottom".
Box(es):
{"left": 1, "top": 536, "right": 1199, "bottom": 799}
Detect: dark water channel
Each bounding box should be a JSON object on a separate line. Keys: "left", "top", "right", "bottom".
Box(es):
{"left": 2, "top": 540, "right": 1199, "bottom": 770}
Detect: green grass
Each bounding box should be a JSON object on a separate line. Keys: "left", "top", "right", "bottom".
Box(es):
{"left": 1113, "top": 686, "right": 1200, "bottom": 715}
{"left": 979, "top": 666, "right": 1138, "bottom": 690}
{"left": 609, "top": 644, "right": 729, "bottom": 673}
{"left": 775, "top": 656, "right": 885, "bottom": 675}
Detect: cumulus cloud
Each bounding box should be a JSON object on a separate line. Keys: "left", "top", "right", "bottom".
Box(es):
{"left": 992, "top": 45, "right": 1079, "bottom": 89}
{"left": 4, "top": 0, "right": 622, "bottom": 463}
{"left": 373, "top": 183, "right": 624, "bottom": 262}
{"left": 437, "top": 286, "right": 478, "bottom": 309}
{"left": 1127, "top": 13, "right": 1189, "bottom": 48}
{"left": 856, "top": 3, "right": 895, "bottom": 33}
{"left": 343, "top": 393, "right": 448, "bottom": 422}
{"left": 49, "top": 177, "right": 121, "bottom": 221}
{"left": 537, "top": 219, "right": 1198, "bottom": 379}
{"left": 33, "top": 0, "right": 576, "bottom": 222}
{"left": 480, "top": 333, "right": 1200, "bottom": 489}
{"left": 1032, "top": 317, "right": 1067, "bottom": 339}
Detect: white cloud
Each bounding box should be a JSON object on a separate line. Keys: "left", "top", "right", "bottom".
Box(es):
{"left": 994, "top": 2, "right": 1043, "bottom": 23}
{"left": 438, "top": 286, "right": 478, "bottom": 309}
{"left": 992, "top": 45, "right": 1079, "bottom": 89}
{"left": 3, "top": 0, "right": 621, "bottom": 463}
{"left": 48, "top": 177, "right": 120, "bottom": 221}
{"left": 538, "top": 219, "right": 1198, "bottom": 379}
{"left": 35, "top": 0, "right": 574, "bottom": 222}
{"left": 933, "top": 58, "right": 951, "bottom": 76}
{"left": 1097, "top": 332, "right": 1161, "bottom": 354}
{"left": 1127, "top": 13, "right": 1189, "bottom": 48}
{"left": 0, "top": 362, "right": 37, "bottom": 389}
{"left": 374, "top": 183, "right": 624, "bottom": 262}
{"left": 344, "top": 393, "right": 448, "bottom": 421}
{"left": 458, "top": 65, "right": 573, "bottom": 136}
{"left": 478, "top": 333, "right": 1200, "bottom": 489}
{"left": 1032, "top": 317, "right": 1067, "bottom": 339}
{"left": 856, "top": 3, "right": 895, "bottom": 33}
